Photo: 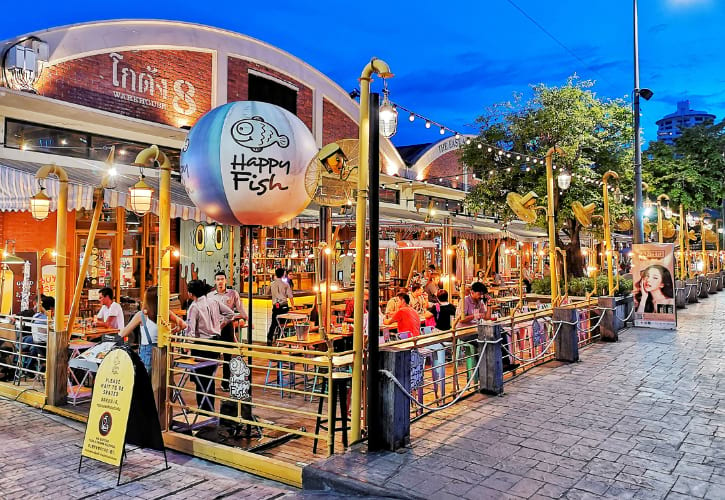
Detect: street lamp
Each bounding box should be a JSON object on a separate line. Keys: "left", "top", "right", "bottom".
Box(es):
{"left": 716, "top": 219, "right": 722, "bottom": 273}
{"left": 700, "top": 212, "right": 710, "bottom": 275}
{"left": 32, "top": 164, "right": 68, "bottom": 406}
{"left": 633, "top": 0, "right": 654, "bottom": 245}
{"left": 656, "top": 194, "right": 670, "bottom": 243}
{"left": 678, "top": 204, "right": 687, "bottom": 280}
{"left": 352, "top": 58, "right": 393, "bottom": 445}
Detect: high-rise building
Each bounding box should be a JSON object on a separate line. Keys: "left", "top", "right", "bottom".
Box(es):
{"left": 656, "top": 100, "right": 715, "bottom": 145}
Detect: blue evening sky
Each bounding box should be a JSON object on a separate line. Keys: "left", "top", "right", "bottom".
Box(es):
{"left": 2, "top": 0, "right": 723, "bottom": 147}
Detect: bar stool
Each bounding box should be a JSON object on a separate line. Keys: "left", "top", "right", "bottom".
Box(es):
{"left": 312, "top": 371, "right": 351, "bottom": 454}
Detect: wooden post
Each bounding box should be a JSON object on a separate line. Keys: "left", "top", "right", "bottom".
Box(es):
{"left": 597, "top": 296, "right": 619, "bottom": 342}
{"left": 553, "top": 307, "right": 579, "bottom": 362}
{"left": 477, "top": 322, "right": 503, "bottom": 395}
{"left": 378, "top": 349, "right": 410, "bottom": 451}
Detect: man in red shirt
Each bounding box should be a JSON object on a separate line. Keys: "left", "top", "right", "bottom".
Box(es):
{"left": 384, "top": 292, "right": 421, "bottom": 337}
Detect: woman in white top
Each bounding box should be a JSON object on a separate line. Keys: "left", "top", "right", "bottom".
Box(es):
{"left": 121, "top": 286, "right": 186, "bottom": 373}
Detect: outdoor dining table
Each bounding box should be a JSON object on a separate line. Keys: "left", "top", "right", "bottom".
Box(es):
{"left": 69, "top": 326, "right": 119, "bottom": 341}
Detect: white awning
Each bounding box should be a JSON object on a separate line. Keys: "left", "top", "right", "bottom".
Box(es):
{"left": 0, "top": 158, "right": 213, "bottom": 222}
{"left": 397, "top": 240, "right": 438, "bottom": 249}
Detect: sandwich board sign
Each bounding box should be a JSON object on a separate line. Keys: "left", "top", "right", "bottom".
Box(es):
{"left": 79, "top": 346, "right": 166, "bottom": 483}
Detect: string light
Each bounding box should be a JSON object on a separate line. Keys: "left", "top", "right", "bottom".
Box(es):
{"left": 425, "top": 121, "right": 431, "bottom": 129}
{"left": 409, "top": 113, "right": 415, "bottom": 122}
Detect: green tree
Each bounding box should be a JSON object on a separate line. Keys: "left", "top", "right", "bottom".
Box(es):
{"left": 643, "top": 121, "right": 725, "bottom": 211}
{"left": 461, "top": 76, "right": 633, "bottom": 277}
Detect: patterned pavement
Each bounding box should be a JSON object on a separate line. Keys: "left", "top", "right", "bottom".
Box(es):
{"left": 305, "top": 292, "right": 725, "bottom": 499}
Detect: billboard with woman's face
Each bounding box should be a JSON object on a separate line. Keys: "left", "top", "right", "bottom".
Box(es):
{"left": 632, "top": 243, "right": 677, "bottom": 329}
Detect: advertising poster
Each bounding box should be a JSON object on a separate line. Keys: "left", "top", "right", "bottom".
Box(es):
{"left": 81, "top": 349, "right": 135, "bottom": 467}
{"left": 632, "top": 243, "right": 677, "bottom": 329}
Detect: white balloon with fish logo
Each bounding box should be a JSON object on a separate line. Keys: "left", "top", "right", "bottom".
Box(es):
{"left": 180, "top": 101, "right": 317, "bottom": 226}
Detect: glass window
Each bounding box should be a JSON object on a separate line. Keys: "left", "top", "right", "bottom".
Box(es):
{"left": 5, "top": 119, "right": 89, "bottom": 158}
{"left": 248, "top": 73, "right": 297, "bottom": 115}
{"left": 379, "top": 187, "right": 399, "bottom": 204}
{"left": 4, "top": 118, "right": 180, "bottom": 172}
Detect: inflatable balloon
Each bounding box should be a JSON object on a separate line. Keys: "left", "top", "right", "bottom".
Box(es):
{"left": 180, "top": 101, "right": 317, "bottom": 226}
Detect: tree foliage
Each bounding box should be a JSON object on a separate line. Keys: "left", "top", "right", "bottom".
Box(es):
{"left": 643, "top": 121, "right": 725, "bottom": 211}
{"left": 460, "top": 76, "right": 633, "bottom": 276}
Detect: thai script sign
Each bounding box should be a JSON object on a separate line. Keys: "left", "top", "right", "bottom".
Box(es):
{"left": 109, "top": 52, "right": 197, "bottom": 116}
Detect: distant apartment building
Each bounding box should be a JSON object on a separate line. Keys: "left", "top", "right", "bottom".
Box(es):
{"left": 656, "top": 100, "right": 715, "bottom": 145}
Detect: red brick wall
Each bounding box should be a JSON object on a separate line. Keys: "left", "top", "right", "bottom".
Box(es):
{"left": 227, "top": 57, "right": 313, "bottom": 131}
{"left": 322, "top": 98, "right": 358, "bottom": 145}
{"left": 422, "top": 152, "right": 464, "bottom": 188}
{"left": 35, "top": 49, "right": 213, "bottom": 128}
{"left": 1, "top": 211, "right": 77, "bottom": 313}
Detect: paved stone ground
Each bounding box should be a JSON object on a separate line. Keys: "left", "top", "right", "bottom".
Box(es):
{"left": 306, "top": 292, "right": 725, "bottom": 499}
{"left": 0, "top": 396, "right": 303, "bottom": 499}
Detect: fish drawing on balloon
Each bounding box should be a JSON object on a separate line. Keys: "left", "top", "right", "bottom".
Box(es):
{"left": 230, "top": 116, "right": 289, "bottom": 152}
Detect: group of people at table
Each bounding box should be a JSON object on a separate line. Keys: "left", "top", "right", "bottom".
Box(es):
{"left": 14, "top": 260, "right": 522, "bottom": 414}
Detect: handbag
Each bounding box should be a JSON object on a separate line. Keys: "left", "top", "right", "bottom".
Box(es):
{"left": 424, "top": 303, "right": 439, "bottom": 328}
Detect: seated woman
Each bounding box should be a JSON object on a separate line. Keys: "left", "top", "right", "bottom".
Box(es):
{"left": 424, "top": 289, "right": 457, "bottom": 331}
{"left": 120, "top": 286, "right": 187, "bottom": 373}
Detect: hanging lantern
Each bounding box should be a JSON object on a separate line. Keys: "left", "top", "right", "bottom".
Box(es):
{"left": 379, "top": 92, "right": 398, "bottom": 138}
{"left": 557, "top": 169, "right": 572, "bottom": 190}
{"left": 129, "top": 175, "right": 154, "bottom": 216}
{"left": 30, "top": 187, "right": 51, "bottom": 220}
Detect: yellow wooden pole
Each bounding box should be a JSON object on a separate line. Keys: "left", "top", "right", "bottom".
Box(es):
{"left": 545, "top": 147, "right": 563, "bottom": 305}
{"left": 701, "top": 213, "right": 708, "bottom": 275}
{"left": 35, "top": 164, "right": 69, "bottom": 406}
{"left": 679, "top": 205, "right": 687, "bottom": 280}
{"left": 351, "top": 58, "right": 392, "bottom": 442}
{"left": 602, "top": 171, "right": 618, "bottom": 295}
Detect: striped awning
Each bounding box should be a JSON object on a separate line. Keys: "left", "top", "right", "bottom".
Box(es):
{"left": 0, "top": 158, "right": 213, "bottom": 222}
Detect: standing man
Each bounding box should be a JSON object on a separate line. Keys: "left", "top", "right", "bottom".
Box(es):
{"left": 267, "top": 267, "right": 294, "bottom": 345}
{"left": 208, "top": 271, "right": 248, "bottom": 391}
{"left": 186, "top": 280, "right": 235, "bottom": 413}
{"left": 94, "top": 287, "right": 125, "bottom": 330}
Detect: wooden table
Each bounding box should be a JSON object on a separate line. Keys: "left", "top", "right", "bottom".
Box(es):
{"left": 70, "top": 326, "right": 119, "bottom": 341}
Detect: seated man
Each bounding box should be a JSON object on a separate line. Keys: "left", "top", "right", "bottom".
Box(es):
{"left": 93, "top": 287, "right": 126, "bottom": 330}
{"left": 21, "top": 295, "right": 54, "bottom": 370}
{"left": 383, "top": 292, "right": 421, "bottom": 337}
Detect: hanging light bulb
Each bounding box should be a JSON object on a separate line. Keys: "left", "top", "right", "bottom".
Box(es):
{"left": 379, "top": 88, "right": 398, "bottom": 138}
{"left": 409, "top": 112, "right": 415, "bottom": 122}
{"left": 455, "top": 133, "right": 461, "bottom": 140}
{"left": 557, "top": 168, "right": 572, "bottom": 190}
{"left": 439, "top": 126, "right": 445, "bottom": 135}
{"left": 477, "top": 144, "right": 482, "bottom": 149}
{"left": 30, "top": 184, "right": 51, "bottom": 221}
{"left": 425, "top": 120, "right": 431, "bottom": 129}
{"left": 129, "top": 173, "right": 155, "bottom": 216}
{"left": 487, "top": 147, "right": 492, "bottom": 153}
